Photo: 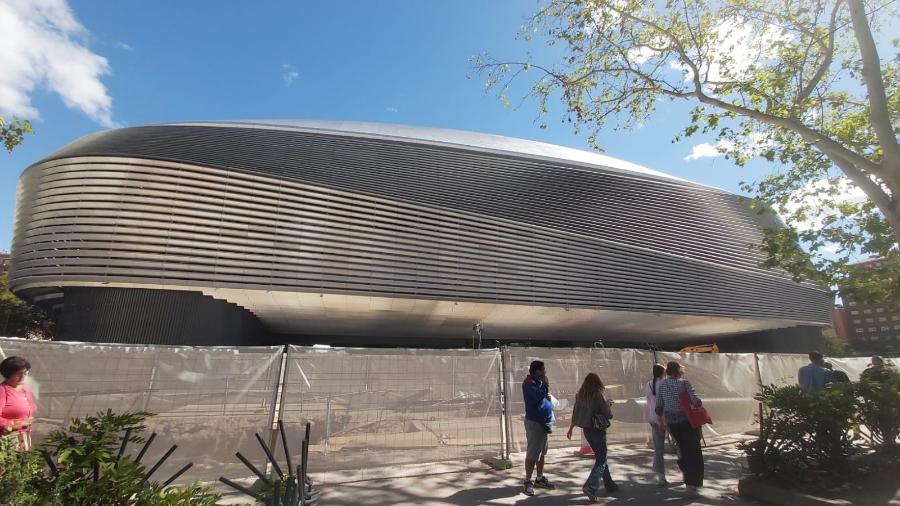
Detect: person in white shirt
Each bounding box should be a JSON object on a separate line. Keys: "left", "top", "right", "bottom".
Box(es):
{"left": 644, "top": 364, "right": 667, "bottom": 486}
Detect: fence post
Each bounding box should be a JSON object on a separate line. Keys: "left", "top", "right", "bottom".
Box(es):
{"left": 753, "top": 353, "right": 764, "bottom": 436}
{"left": 753, "top": 353, "right": 764, "bottom": 389}
{"left": 324, "top": 396, "right": 332, "bottom": 456}
{"left": 266, "top": 346, "right": 289, "bottom": 469}
{"left": 500, "top": 346, "right": 512, "bottom": 460}
{"left": 495, "top": 348, "right": 507, "bottom": 460}
{"left": 142, "top": 350, "right": 160, "bottom": 412}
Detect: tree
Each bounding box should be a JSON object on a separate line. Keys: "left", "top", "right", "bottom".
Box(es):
{"left": 474, "top": 0, "right": 899, "bottom": 304}
{"left": 0, "top": 272, "right": 51, "bottom": 339}
{"left": 0, "top": 116, "right": 33, "bottom": 153}
{"left": 822, "top": 328, "right": 851, "bottom": 356}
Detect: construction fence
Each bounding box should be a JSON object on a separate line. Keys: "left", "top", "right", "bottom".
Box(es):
{"left": 0, "top": 337, "right": 896, "bottom": 486}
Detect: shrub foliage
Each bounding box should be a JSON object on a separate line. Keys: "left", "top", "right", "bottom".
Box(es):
{"left": 740, "top": 369, "right": 900, "bottom": 488}
{"left": 0, "top": 410, "right": 219, "bottom": 506}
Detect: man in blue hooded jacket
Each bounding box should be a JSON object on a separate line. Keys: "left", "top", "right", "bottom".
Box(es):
{"left": 521, "top": 360, "right": 556, "bottom": 496}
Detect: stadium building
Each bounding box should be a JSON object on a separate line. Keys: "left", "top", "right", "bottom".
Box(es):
{"left": 8, "top": 121, "right": 831, "bottom": 350}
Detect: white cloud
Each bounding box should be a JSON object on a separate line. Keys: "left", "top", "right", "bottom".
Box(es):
{"left": 684, "top": 133, "right": 770, "bottom": 161}
{"left": 0, "top": 0, "right": 116, "bottom": 127}
{"left": 114, "top": 41, "right": 133, "bottom": 51}
{"left": 684, "top": 142, "right": 724, "bottom": 160}
{"left": 282, "top": 64, "right": 299, "bottom": 86}
{"left": 385, "top": 106, "right": 398, "bottom": 113}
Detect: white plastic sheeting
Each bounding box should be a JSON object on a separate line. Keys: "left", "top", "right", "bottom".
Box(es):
{"left": 829, "top": 357, "right": 876, "bottom": 381}
{"left": 0, "top": 338, "right": 283, "bottom": 485}
{"left": 504, "top": 347, "right": 658, "bottom": 452}
{"left": 757, "top": 354, "right": 883, "bottom": 385}
{"left": 655, "top": 352, "right": 760, "bottom": 437}
{"left": 757, "top": 353, "right": 808, "bottom": 386}
{"left": 278, "top": 346, "right": 504, "bottom": 482}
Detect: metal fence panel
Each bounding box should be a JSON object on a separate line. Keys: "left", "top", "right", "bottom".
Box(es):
{"left": 278, "top": 346, "right": 503, "bottom": 482}
{"left": 504, "top": 347, "right": 657, "bottom": 453}
{"left": 655, "top": 352, "right": 759, "bottom": 437}
{"left": 0, "top": 338, "right": 283, "bottom": 485}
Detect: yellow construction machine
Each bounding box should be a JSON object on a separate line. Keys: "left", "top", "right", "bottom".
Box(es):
{"left": 679, "top": 344, "right": 719, "bottom": 353}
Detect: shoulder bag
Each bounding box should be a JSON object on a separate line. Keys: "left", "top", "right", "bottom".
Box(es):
{"left": 678, "top": 381, "right": 712, "bottom": 428}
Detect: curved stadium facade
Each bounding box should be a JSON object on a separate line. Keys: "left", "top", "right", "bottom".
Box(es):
{"left": 9, "top": 121, "right": 832, "bottom": 349}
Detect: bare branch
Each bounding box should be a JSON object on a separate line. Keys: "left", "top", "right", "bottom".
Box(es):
{"left": 847, "top": 0, "right": 900, "bottom": 167}
{"left": 795, "top": 0, "right": 841, "bottom": 106}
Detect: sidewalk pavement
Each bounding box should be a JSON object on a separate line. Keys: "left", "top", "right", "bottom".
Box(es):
{"left": 316, "top": 438, "right": 757, "bottom": 505}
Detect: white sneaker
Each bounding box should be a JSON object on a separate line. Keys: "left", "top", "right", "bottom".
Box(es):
{"left": 656, "top": 473, "right": 668, "bottom": 486}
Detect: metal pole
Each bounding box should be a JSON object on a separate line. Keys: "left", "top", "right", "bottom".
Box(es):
{"left": 495, "top": 348, "right": 507, "bottom": 460}
{"left": 754, "top": 352, "right": 765, "bottom": 439}
{"left": 324, "top": 396, "right": 331, "bottom": 456}
{"left": 2, "top": 309, "right": 10, "bottom": 336}
{"left": 753, "top": 352, "right": 764, "bottom": 388}
{"left": 143, "top": 351, "right": 160, "bottom": 412}
{"left": 223, "top": 376, "right": 229, "bottom": 417}
{"left": 266, "top": 346, "right": 289, "bottom": 471}
{"left": 500, "top": 346, "right": 512, "bottom": 459}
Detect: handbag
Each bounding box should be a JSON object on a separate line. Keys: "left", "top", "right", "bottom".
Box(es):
{"left": 679, "top": 382, "right": 712, "bottom": 428}
{"left": 590, "top": 398, "right": 611, "bottom": 430}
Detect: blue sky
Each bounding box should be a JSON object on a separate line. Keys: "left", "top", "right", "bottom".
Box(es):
{"left": 0, "top": 0, "right": 778, "bottom": 252}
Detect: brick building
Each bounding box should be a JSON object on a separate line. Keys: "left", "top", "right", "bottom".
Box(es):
{"left": 837, "top": 258, "right": 900, "bottom": 353}
{"left": 0, "top": 252, "right": 10, "bottom": 276}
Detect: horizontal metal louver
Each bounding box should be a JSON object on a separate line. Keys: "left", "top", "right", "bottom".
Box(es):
{"left": 9, "top": 122, "right": 832, "bottom": 343}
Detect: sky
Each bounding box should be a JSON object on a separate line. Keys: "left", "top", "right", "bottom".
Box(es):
{"left": 0, "top": 0, "right": 782, "bottom": 252}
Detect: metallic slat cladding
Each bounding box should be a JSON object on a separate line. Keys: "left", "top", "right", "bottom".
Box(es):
{"left": 8, "top": 123, "right": 832, "bottom": 344}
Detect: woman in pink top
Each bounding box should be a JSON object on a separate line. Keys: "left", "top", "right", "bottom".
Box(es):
{"left": 0, "top": 356, "right": 37, "bottom": 451}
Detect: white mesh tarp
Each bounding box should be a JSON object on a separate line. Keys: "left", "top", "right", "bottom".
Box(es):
{"left": 757, "top": 353, "right": 808, "bottom": 386}
{"left": 504, "top": 347, "right": 657, "bottom": 452}
{"left": 3, "top": 335, "right": 893, "bottom": 486}
{"left": 278, "top": 346, "right": 503, "bottom": 482}
{"left": 0, "top": 338, "right": 283, "bottom": 485}
{"left": 758, "top": 354, "right": 882, "bottom": 385}
{"left": 655, "top": 352, "right": 760, "bottom": 437}
{"left": 829, "top": 357, "right": 875, "bottom": 381}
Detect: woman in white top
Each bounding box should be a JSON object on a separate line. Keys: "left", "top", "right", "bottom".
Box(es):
{"left": 644, "top": 364, "right": 667, "bottom": 485}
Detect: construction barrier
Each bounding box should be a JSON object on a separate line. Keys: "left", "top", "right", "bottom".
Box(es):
{"left": 0, "top": 338, "right": 282, "bottom": 485}
{"left": 0, "top": 337, "right": 893, "bottom": 485}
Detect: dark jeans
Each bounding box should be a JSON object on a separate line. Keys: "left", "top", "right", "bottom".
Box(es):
{"left": 668, "top": 419, "right": 704, "bottom": 487}
{"left": 583, "top": 428, "right": 616, "bottom": 494}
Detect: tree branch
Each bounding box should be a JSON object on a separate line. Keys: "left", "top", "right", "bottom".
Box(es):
{"left": 694, "top": 91, "right": 885, "bottom": 177}
{"left": 847, "top": 0, "right": 900, "bottom": 167}
{"left": 795, "top": 0, "right": 841, "bottom": 106}
{"left": 828, "top": 152, "right": 900, "bottom": 245}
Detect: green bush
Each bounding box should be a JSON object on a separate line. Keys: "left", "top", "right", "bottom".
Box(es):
{"left": 856, "top": 367, "right": 900, "bottom": 452}
{"left": 0, "top": 410, "right": 219, "bottom": 505}
{"left": 0, "top": 435, "right": 43, "bottom": 505}
{"left": 739, "top": 383, "right": 856, "bottom": 487}
{"left": 741, "top": 370, "right": 900, "bottom": 490}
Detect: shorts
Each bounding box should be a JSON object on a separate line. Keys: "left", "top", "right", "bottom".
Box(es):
{"left": 524, "top": 418, "right": 549, "bottom": 461}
